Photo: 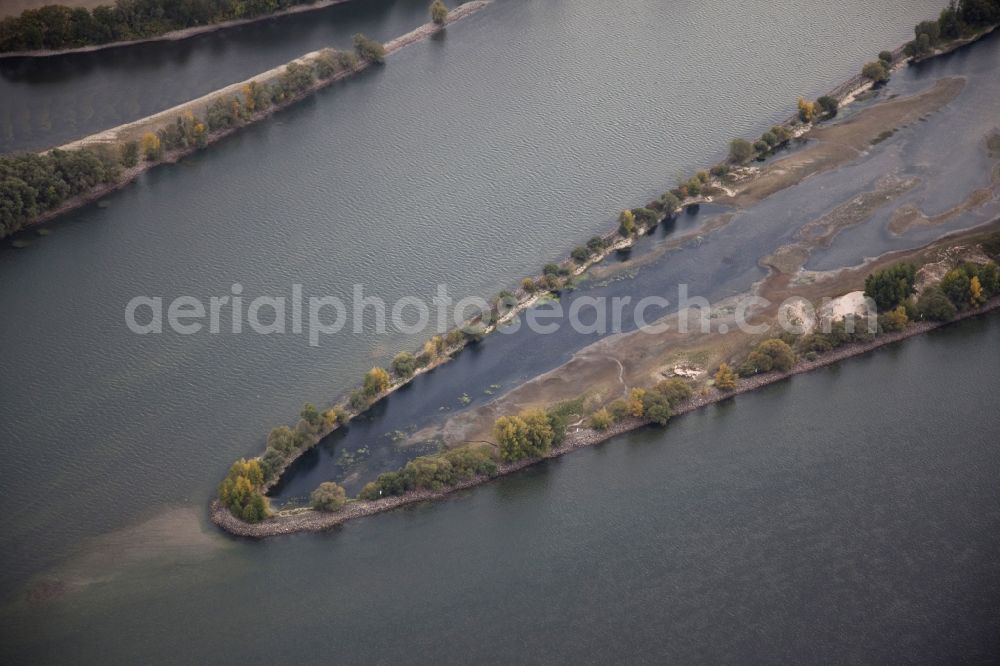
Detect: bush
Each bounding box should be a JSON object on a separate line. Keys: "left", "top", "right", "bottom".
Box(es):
{"left": 709, "top": 164, "right": 729, "bottom": 177}
{"left": 729, "top": 138, "right": 753, "bottom": 163}
{"left": 521, "top": 277, "right": 537, "bottom": 293}
{"left": 311, "top": 481, "right": 347, "bottom": 511}
{"left": 589, "top": 409, "right": 613, "bottom": 430}
{"left": 260, "top": 447, "right": 286, "bottom": 481}
{"left": 267, "top": 425, "right": 301, "bottom": 454}
{"left": 878, "top": 50, "right": 894, "bottom": 64}
{"left": 633, "top": 207, "right": 659, "bottom": 228}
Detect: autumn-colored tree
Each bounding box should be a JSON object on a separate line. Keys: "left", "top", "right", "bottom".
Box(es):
{"left": 626, "top": 388, "right": 646, "bottom": 417}
{"left": 363, "top": 366, "right": 391, "bottom": 396}
{"left": 430, "top": 0, "right": 449, "bottom": 25}
{"left": 311, "top": 481, "right": 347, "bottom": 512}
{"left": 589, "top": 408, "right": 613, "bottom": 430}
{"left": 495, "top": 409, "right": 554, "bottom": 461}
{"left": 140, "top": 132, "right": 161, "bottom": 161}
{"left": 797, "top": 98, "right": 817, "bottom": 123}
{"left": 969, "top": 275, "right": 984, "bottom": 307}
{"left": 218, "top": 458, "right": 268, "bottom": 522}
{"left": 714, "top": 363, "right": 738, "bottom": 391}
{"left": 321, "top": 406, "right": 347, "bottom": 429}
{"left": 521, "top": 277, "right": 537, "bottom": 293}
{"left": 878, "top": 305, "right": 909, "bottom": 332}
{"left": 739, "top": 338, "right": 797, "bottom": 376}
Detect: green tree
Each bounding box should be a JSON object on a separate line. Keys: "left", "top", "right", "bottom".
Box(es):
{"left": 571, "top": 246, "right": 590, "bottom": 264}
{"left": 120, "top": 140, "right": 139, "bottom": 167}
{"left": 916, "top": 286, "right": 957, "bottom": 321}
{"left": 430, "top": 0, "right": 449, "bottom": 25}
{"left": 618, "top": 209, "right": 637, "bottom": 236}
{"left": 311, "top": 481, "right": 347, "bottom": 511}
{"left": 729, "top": 138, "right": 753, "bottom": 163}
{"left": 816, "top": 95, "right": 839, "bottom": 117}
{"left": 652, "top": 378, "right": 693, "bottom": 407}
{"left": 391, "top": 351, "right": 418, "bottom": 378}
{"left": 940, "top": 268, "right": 971, "bottom": 307}
{"left": 353, "top": 33, "right": 386, "bottom": 64}
{"left": 641, "top": 391, "right": 672, "bottom": 425}
{"left": 739, "top": 338, "right": 797, "bottom": 377}
{"left": 862, "top": 61, "right": 890, "bottom": 83}
{"left": 864, "top": 262, "right": 916, "bottom": 311}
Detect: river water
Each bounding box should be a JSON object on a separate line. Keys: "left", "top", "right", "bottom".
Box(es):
{"left": 4, "top": 0, "right": 999, "bottom": 661}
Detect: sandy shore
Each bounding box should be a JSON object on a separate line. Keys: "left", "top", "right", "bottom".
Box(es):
{"left": 0, "top": 0, "right": 355, "bottom": 59}
{"left": 212, "top": 295, "right": 1000, "bottom": 538}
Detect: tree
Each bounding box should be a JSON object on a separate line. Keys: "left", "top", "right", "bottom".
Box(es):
{"left": 521, "top": 277, "right": 537, "bottom": 293}
{"left": 878, "top": 305, "right": 909, "bottom": 332}
{"left": 363, "top": 366, "right": 391, "bottom": 396}
{"left": 864, "top": 262, "right": 916, "bottom": 311}
{"left": 589, "top": 408, "right": 613, "bottom": 430}
{"left": 862, "top": 61, "right": 890, "bottom": 83}
{"left": 641, "top": 391, "right": 672, "bottom": 425}
{"left": 618, "top": 209, "right": 636, "bottom": 236}
{"left": 714, "top": 363, "right": 738, "bottom": 391}
{"left": 739, "top": 338, "right": 796, "bottom": 376}
{"left": 391, "top": 351, "right": 418, "bottom": 378}
{"left": 916, "top": 286, "right": 957, "bottom": 321}
{"left": 495, "top": 409, "right": 555, "bottom": 461}
{"left": 300, "top": 402, "right": 321, "bottom": 430}
{"left": 729, "top": 138, "right": 753, "bottom": 163}
{"left": 587, "top": 235, "right": 607, "bottom": 254}
{"left": 321, "top": 406, "right": 347, "bottom": 429}
{"left": 608, "top": 399, "right": 630, "bottom": 421}
{"left": 218, "top": 458, "right": 268, "bottom": 522}
{"left": 940, "top": 268, "right": 971, "bottom": 308}
{"left": 878, "top": 50, "right": 894, "bottom": 64}
{"left": 660, "top": 191, "right": 681, "bottom": 215}
{"left": 353, "top": 33, "right": 386, "bottom": 64}
{"left": 140, "top": 132, "right": 161, "bottom": 161}
{"left": 571, "top": 246, "right": 590, "bottom": 264}
{"left": 797, "top": 98, "right": 817, "bottom": 122}
{"left": 816, "top": 95, "right": 839, "bottom": 117}
{"left": 652, "top": 378, "right": 693, "bottom": 407}
{"left": 120, "top": 140, "right": 139, "bottom": 167}
{"left": 267, "top": 425, "right": 300, "bottom": 453}
{"left": 311, "top": 481, "right": 347, "bottom": 511}
{"left": 430, "top": 0, "right": 449, "bottom": 25}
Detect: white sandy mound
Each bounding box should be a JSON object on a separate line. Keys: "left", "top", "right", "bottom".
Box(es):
{"left": 821, "top": 291, "right": 872, "bottom": 321}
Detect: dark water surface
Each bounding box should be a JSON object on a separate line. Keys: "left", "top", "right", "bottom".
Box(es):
{"left": 4, "top": 312, "right": 999, "bottom": 662}
{"left": 4, "top": 0, "right": 998, "bottom": 661}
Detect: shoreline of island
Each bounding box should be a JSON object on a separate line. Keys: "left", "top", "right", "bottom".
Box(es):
{"left": 208, "top": 16, "right": 1000, "bottom": 534}
{"left": 210, "top": 294, "right": 1000, "bottom": 538}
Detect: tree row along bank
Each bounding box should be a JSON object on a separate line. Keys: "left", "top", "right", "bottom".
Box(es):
{"left": 213, "top": 6, "right": 1000, "bottom": 532}
{"left": 0, "top": 0, "right": 356, "bottom": 57}
{"left": 0, "top": 1, "right": 489, "bottom": 242}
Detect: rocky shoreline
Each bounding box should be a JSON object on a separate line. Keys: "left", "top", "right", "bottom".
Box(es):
{"left": 212, "top": 296, "right": 1000, "bottom": 538}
